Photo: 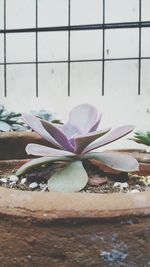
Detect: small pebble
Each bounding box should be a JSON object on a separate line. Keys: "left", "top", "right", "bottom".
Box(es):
{"left": 0, "top": 178, "right": 7, "bottom": 183}
{"left": 120, "top": 182, "right": 129, "bottom": 189}
{"left": 114, "top": 182, "right": 121, "bottom": 187}
{"left": 20, "top": 178, "right": 27, "bottom": 184}
{"left": 130, "top": 189, "right": 140, "bottom": 193}
{"left": 114, "top": 182, "right": 129, "bottom": 189}
{"left": 9, "top": 175, "right": 19, "bottom": 183}
{"left": 29, "top": 182, "right": 38, "bottom": 189}
{"left": 39, "top": 183, "right": 46, "bottom": 189}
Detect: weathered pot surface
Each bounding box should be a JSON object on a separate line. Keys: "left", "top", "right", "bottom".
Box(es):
{"left": 0, "top": 157, "right": 150, "bottom": 266}
{"left": 0, "top": 132, "right": 150, "bottom": 266}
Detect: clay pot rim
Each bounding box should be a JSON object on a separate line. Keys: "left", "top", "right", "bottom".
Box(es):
{"left": 0, "top": 157, "right": 150, "bottom": 221}
{"left": 0, "top": 186, "right": 150, "bottom": 221}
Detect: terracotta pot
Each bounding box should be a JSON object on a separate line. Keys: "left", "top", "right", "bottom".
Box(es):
{"left": 0, "top": 149, "right": 150, "bottom": 266}
{"left": 0, "top": 131, "right": 50, "bottom": 160}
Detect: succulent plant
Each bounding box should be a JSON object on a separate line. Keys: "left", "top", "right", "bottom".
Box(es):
{"left": 0, "top": 105, "right": 26, "bottom": 132}
{"left": 0, "top": 105, "right": 62, "bottom": 132}
{"left": 31, "top": 109, "right": 62, "bottom": 124}
{"left": 130, "top": 131, "right": 150, "bottom": 146}
{"left": 16, "top": 104, "right": 139, "bottom": 192}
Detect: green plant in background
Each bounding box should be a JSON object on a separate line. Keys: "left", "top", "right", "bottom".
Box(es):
{"left": 31, "top": 109, "right": 62, "bottom": 124}
{"left": 130, "top": 131, "right": 150, "bottom": 146}
{"left": 0, "top": 105, "right": 62, "bottom": 132}
{"left": 0, "top": 105, "right": 26, "bottom": 132}
{"left": 16, "top": 104, "right": 139, "bottom": 193}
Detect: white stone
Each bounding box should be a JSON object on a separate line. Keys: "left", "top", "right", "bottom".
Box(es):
{"left": 9, "top": 175, "right": 19, "bottom": 183}
{"left": 20, "top": 178, "right": 27, "bottom": 184}
{"left": 114, "top": 182, "right": 129, "bottom": 189}
{"left": 0, "top": 178, "right": 7, "bottom": 183}
{"left": 120, "top": 182, "right": 129, "bottom": 189}
{"left": 130, "top": 189, "right": 140, "bottom": 193}
{"left": 39, "top": 183, "right": 46, "bottom": 189}
{"left": 29, "top": 182, "right": 38, "bottom": 189}
{"left": 114, "top": 182, "right": 121, "bottom": 187}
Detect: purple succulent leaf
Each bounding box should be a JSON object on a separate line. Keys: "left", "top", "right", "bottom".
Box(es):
{"left": 83, "top": 125, "right": 135, "bottom": 153}
{"left": 69, "top": 136, "right": 76, "bottom": 147}
{"left": 26, "top": 143, "right": 76, "bottom": 157}
{"left": 89, "top": 113, "right": 102, "bottom": 132}
{"left": 62, "top": 122, "right": 82, "bottom": 138}
{"left": 16, "top": 156, "right": 71, "bottom": 176}
{"left": 68, "top": 104, "right": 100, "bottom": 134}
{"left": 22, "top": 113, "right": 62, "bottom": 149}
{"left": 41, "top": 120, "right": 74, "bottom": 152}
{"left": 73, "top": 128, "right": 111, "bottom": 154}
{"left": 84, "top": 151, "right": 139, "bottom": 172}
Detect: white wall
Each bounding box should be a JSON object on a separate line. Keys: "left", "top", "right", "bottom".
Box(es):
{"left": 0, "top": 0, "right": 150, "bottom": 149}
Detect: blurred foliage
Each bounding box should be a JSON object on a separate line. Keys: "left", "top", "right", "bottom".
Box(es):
{"left": 31, "top": 109, "right": 62, "bottom": 125}
{"left": 0, "top": 105, "right": 62, "bottom": 132}
{"left": 130, "top": 131, "right": 150, "bottom": 146}
{"left": 0, "top": 104, "right": 26, "bottom": 132}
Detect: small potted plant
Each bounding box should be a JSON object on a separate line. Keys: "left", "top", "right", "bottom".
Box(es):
{"left": 130, "top": 130, "right": 150, "bottom": 151}
{"left": 0, "top": 104, "right": 150, "bottom": 266}
{"left": 112, "top": 130, "right": 150, "bottom": 176}
{"left": 130, "top": 131, "right": 150, "bottom": 174}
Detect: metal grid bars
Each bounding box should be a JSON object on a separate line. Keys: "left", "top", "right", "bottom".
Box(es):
{"left": 0, "top": 0, "right": 150, "bottom": 97}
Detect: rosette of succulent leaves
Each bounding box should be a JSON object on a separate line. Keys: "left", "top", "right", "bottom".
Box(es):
{"left": 30, "top": 110, "right": 62, "bottom": 125}
{"left": 130, "top": 131, "right": 150, "bottom": 152}
{"left": 16, "top": 104, "right": 139, "bottom": 192}
{"left": 130, "top": 131, "right": 150, "bottom": 146}
{"left": 0, "top": 104, "right": 25, "bottom": 131}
